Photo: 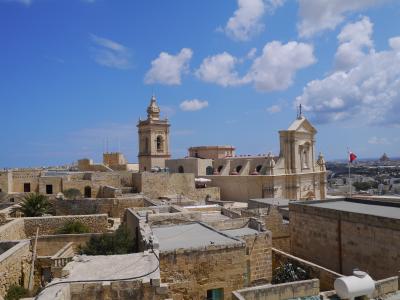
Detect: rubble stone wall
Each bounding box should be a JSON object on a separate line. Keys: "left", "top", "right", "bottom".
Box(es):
{"left": 23, "top": 214, "right": 108, "bottom": 237}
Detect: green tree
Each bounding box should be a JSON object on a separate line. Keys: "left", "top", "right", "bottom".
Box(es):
{"left": 12, "top": 193, "right": 53, "bottom": 217}
{"left": 5, "top": 285, "right": 29, "bottom": 300}
{"left": 63, "top": 188, "right": 82, "bottom": 200}
{"left": 353, "top": 181, "right": 376, "bottom": 191}
{"left": 57, "top": 220, "right": 90, "bottom": 234}
{"left": 79, "top": 226, "right": 135, "bottom": 255}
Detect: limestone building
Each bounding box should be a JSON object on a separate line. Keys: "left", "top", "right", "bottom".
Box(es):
{"left": 166, "top": 115, "right": 327, "bottom": 201}
{"left": 137, "top": 96, "right": 171, "bottom": 172}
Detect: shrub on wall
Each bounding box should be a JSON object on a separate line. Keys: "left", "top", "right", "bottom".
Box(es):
{"left": 12, "top": 193, "right": 53, "bottom": 217}
{"left": 79, "top": 225, "right": 135, "bottom": 255}
{"left": 5, "top": 285, "right": 29, "bottom": 300}
{"left": 57, "top": 220, "right": 90, "bottom": 234}
{"left": 272, "top": 262, "right": 310, "bottom": 284}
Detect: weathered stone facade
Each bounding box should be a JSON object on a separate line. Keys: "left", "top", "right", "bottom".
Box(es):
{"left": 160, "top": 246, "right": 246, "bottom": 300}
{"left": 133, "top": 172, "right": 220, "bottom": 201}
{"left": 0, "top": 240, "right": 32, "bottom": 297}
{"left": 290, "top": 199, "right": 400, "bottom": 280}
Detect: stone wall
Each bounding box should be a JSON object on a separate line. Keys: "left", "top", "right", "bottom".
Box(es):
{"left": 134, "top": 172, "right": 195, "bottom": 199}
{"left": 160, "top": 245, "right": 247, "bottom": 300}
{"left": 241, "top": 231, "right": 272, "bottom": 285}
{"left": 272, "top": 248, "right": 342, "bottom": 291}
{"left": 23, "top": 214, "right": 108, "bottom": 237}
{"left": 0, "top": 240, "right": 32, "bottom": 297}
{"left": 241, "top": 206, "right": 290, "bottom": 252}
{"left": 0, "top": 219, "right": 26, "bottom": 241}
{"left": 53, "top": 196, "right": 151, "bottom": 218}
{"left": 290, "top": 200, "right": 400, "bottom": 279}
{"left": 35, "top": 233, "right": 105, "bottom": 257}
{"left": 232, "top": 279, "right": 319, "bottom": 300}
{"left": 189, "top": 187, "right": 220, "bottom": 201}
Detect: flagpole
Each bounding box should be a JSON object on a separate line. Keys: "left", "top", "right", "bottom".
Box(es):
{"left": 348, "top": 160, "right": 351, "bottom": 198}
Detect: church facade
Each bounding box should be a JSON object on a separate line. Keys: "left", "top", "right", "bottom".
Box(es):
{"left": 138, "top": 96, "right": 327, "bottom": 201}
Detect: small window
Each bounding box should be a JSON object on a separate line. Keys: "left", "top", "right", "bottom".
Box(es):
{"left": 206, "top": 166, "right": 213, "bottom": 175}
{"left": 156, "top": 135, "right": 164, "bottom": 151}
{"left": 178, "top": 166, "right": 184, "bottom": 173}
{"left": 46, "top": 184, "right": 53, "bottom": 195}
{"left": 24, "top": 183, "right": 31, "bottom": 193}
{"left": 84, "top": 186, "right": 91, "bottom": 198}
{"left": 217, "top": 165, "right": 223, "bottom": 172}
{"left": 256, "top": 165, "right": 262, "bottom": 173}
{"left": 236, "top": 165, "right": 242, "bottom": 173}
{"left": 207, "top": 288, "right": 223, "bottom": 300}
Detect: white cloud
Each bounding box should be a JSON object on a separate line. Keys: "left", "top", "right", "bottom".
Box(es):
{"left": 144, "top": 48, "right": 192, "bottom": 85}
{"left": 195, "top": 52, "right": 249, "bottom": 87}
{"left": 179, "top": 99, "right": 209, "bottom": 111}
{"left": 368, "top": 136, "right": 391, "bottom": 145}
{"left": 297, "top": 0, "right": 389, "bottom": 38}
{"left": 246, "top": 41, "right": 316, "bottom": 91}
{"left": 296, "top": 33, "right": 400, "bottom": 126}
{"left": 90, "top": 34, "right": 131, "bottom": 69}
{"left": 267, "top": 105, "right": 281, "bottom": 113}
{"left": 246, "top": 48, "right": 257, "bottom": 59}
{"left": 223, "top": 0, "right": 285, "bottom": 41}
{"left": 196, "top": 41, "right": 315, "bottom": 91}
{"left": 334, "top": 16, "right": 374, "bottom": 70}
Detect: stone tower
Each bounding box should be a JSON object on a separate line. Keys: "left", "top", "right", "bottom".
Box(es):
{"left": 137, "top": 95, "right": 171, "bottom": 172}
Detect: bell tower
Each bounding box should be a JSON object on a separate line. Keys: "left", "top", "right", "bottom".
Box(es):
{"left": 137, "top": 95, "right": 171, "bottom": 172}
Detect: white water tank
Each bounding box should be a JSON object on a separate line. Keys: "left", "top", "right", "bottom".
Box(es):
{"left": 334, "top": 270, "right": 375, "bottom": 300}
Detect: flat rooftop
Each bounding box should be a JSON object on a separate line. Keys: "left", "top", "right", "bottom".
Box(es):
{"left": 152, "top": 222, "right": 243, "bottom": 251}
{"left": 38, "top": 252, "right": 159, "bottom": 300}
{"left": 222, "top": 227, "right": 259, "bottom": 237}
{"left": 307, "top": 200, "right": 400, "bottom": 219}
{"left": 249, "top": 198, "right": 290, "bottom": 207}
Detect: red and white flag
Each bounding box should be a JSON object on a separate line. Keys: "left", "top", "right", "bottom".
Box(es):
{"left": 349, "top": 151, "right": 357, "bottom": 163}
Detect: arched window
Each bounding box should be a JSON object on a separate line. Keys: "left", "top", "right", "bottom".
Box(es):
{"left": 218, "top": 165, "right": 224, "bottom": 172}
{"left": 206, "top": 166, "right": 213, "bottom": 175}
{"left": 156, "top": 135, "right": 164, "bottom": 151}
{"left": 84, "top": 186, "right": 91, "bottom": 198}
{"left": 178, "top": 166, "right": 184, "bottom": 173}
{"left": 256, "top": 165, "right": 262, "bottom": 173}
{"left": 236, "top": 165, "right": 242, "bottom": 173}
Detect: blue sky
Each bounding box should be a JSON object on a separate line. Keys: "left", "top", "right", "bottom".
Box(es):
{"left": 1, "top": 0, "right": 400, "bottom": 168}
